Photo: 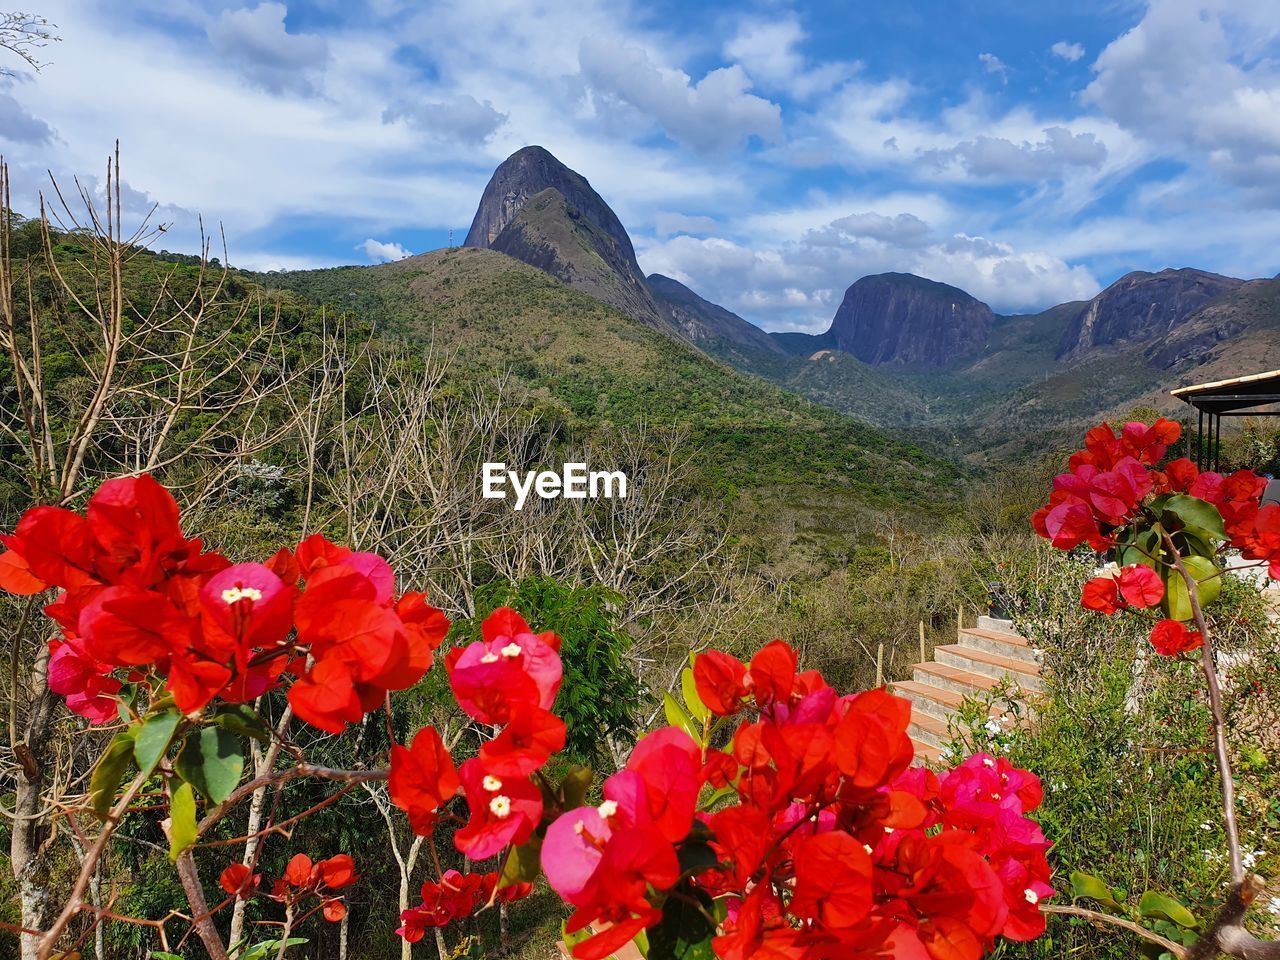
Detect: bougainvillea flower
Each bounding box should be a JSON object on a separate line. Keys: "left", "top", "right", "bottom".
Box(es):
{"left": 1081, "top": 576, "right": 1122, "bottom": 615}
{"left": 284, "top": 854, "right": 314, "bottom": 887}
{"left": 1150, "top": 619, "right": 1204, "bottom": 656}
{"left": 748, "top": 640, "right": 796, "bottom": 707}
{"left": 166, "top": 649, "right": 233, "bottom": 714}
{"left": 389, "top": 725, "right": 461, "bottom": 835}
{"left": 453, "top": 758, "right": 542, "bottom": 860}
{"left": 541, "top": 806, "right": 614, "bottom": 904}
{"left": 288, "top": 657, "right": 364, "bottom": 733}
{"left": 789, "top": 830, "right": 873, "bottom": 929}
{"left": 200, "top": 563, "right": 295, "bottom": 653}
{"left": 610, "top": 726, "right": 701, "bottom": 843}
{"left": 694, "top": 650, "right": 750, "bottom": 715}
{"left": 317, "top": 854, "right": 359, "bottom": 889}
{"left": 834, "top": 688, "right": 914, "bottom": 791}
{"left": 1116, "top": 564, "right": 1163, "bottom": 608}
{"left": 446, "top": 608, "right": 562, "bottom": 725}
{"left": 479, "top": 705, "right": 566, "bottom": 777}
{"left": 219, "top": 863, "right": 260, "bottom": 898}
{"left": 47, "top": 641, "right": 121, "bottom": 723}
{"left": 78, "top": 585, "right": 194, "bottom": 666}
{"left": 322, "top": 899, "right": 347, "bottom": 922}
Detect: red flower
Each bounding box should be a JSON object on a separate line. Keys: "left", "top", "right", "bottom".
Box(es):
{"left": 479, "top": 705, "right": 566, "bottom": 777}
{"left": 1117, "top": 564, "right": 1163, "bottom": 608}
{"left": 317, "top": 854, "right": 359, "bottom": 889}
{"left": 748, "top": 640, "right": 796, "bottom": 707}
{"left": 789, "top": 831, "right": 873, "bottom": 929}
{"left": 453, "top": 758, "right": 542, "bottom": 860}
{"left": 693, "top": 650, "right": 749, "bottom": 715}
{"left": 322, "top": 899, "right": 347, "bottom": 922}
{"left": 284, "top": 853, "right": 314, "bottom": 887}
{"left": 446, "top": 608, "right": 562, "bottom": 725}
{"left": 1150, "top": 619, "right": 1204, "bottom": 656}
{"left": 1081, "top": 577, "right": 1122, "bottom": 615}
{"left": 288, "top": 657, "right": 363, "bottom": 733}
{"left": 219, "top": 863, "right": 260, "bottom": 898}
{"left": 389, "top": 726, "right": 461, "bottom": 835}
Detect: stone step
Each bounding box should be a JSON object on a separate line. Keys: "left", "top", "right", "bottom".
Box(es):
{"left": 977, "top": 615, "right": 1020, "bottom": 635}
{"left": 934, "top": 644, "right": 1043, "bottom": 692}
{"left": 912, "top": 661, "right": 1010, "bottom": 699}
{"left": 907, "top": 710, "right": 951, "bottom": 749}
{"left": 911, "top": 736, "right": 943, "bottom": 765}
{"left": 891, "top": 679, "right": 977, "bottom": 723}
{"left": 957, "top": 627, "right": 1038, "bottom": 664}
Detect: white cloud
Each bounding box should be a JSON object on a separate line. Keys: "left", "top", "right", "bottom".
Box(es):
{"left": 1084, "top": 0, "right": 1280, "bottom": 201}
{"left": 922, "top": 126, "right": 1108, "bottom": 179}
{"left": 360, "top": 238, "right": 412, "bottom": 262}
{"left": 382, "top": 94, "right": 507, "bottom": 144}
{"left": 653, "top": 211, "right": 720, "bottom": 236}
{"left": 1050, "top": 41, "right": 1085, "bottom": 62}
{"left": 722, "top": 16, "right": 854, "bottom": 99}
{"left": 206, "top": 2, "right": 329, "bottom": 96}
{"left": 578, "top": 35, "right": 782, "bottom": 153}
{"left": 978, "top": 53, "right": 1008, "bottom": 82}
{"left": 638, "top": 206, "right": 1099, "bottom": 332}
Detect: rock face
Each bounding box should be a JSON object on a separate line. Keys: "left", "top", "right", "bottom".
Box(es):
{"left": 464, "top": 145, "right": 635, "bottom": 258}
{"left": 647, "top": 274, "right": 781, "bottom": 356}
{"left": 1145, "top": 277, "right": 1280, "bottom": 369}
{"left": 821, "top": 273, "right": 995, "bottom": 367}
{"left": 464, "top": 146, "right": 671, "bottom": 330}
{"left": 1057, "top": 268, "right": 1243, "bottom": 359}
{"left": 488, "top": 187, "right": 669, "bottom": 329}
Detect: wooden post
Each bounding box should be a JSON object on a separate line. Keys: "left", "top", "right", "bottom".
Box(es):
{"left": 957, "top": 605, "right": 963, "bottom": 635}
{"left": 875, "top": 643, "right": 884, "bottom": 687}
{"left": 919, "top": 620, "right": 927, "bottom": 664}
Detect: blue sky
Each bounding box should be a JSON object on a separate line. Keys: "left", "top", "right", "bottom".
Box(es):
{"left": 3, "top": 0, "right": 1279, "bottom": 332}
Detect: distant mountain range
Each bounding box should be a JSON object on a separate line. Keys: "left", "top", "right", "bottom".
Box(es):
{"left": 457, "top": 145, "right": 1280, "bottom": 460}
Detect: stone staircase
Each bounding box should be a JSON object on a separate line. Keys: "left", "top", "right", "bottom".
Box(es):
{"left": 890, "top": 616, "right": 1040, "bottom": 764}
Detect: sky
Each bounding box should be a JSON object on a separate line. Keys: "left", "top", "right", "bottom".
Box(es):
{"left": 2, "top": 0, "right": 1280, "bottom": 333}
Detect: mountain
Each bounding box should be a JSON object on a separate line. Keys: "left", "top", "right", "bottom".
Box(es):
{"left": 773, "top": 273, "right": 996, "bottom": 367}
{"left": 487, "top": 186, "right": 669, "bottom": 330}
{"left": 1056, "top": 268, "right": 1244, "bottom": 359}
{"left": 464, "top": 146, "right": 671, "bottom": 331}
{"left": 647, "top": 273, "right": 783, "bottom": 359}
{"left": 464, "top": 145, "right": 634, "bottom": 257}
{"left": 260, "top": 248, "right": 964, "bottom": 526}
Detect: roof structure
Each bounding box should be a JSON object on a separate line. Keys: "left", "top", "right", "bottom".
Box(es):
{"left": 1172, "top": 368, "right": 1280, "bottom": 470}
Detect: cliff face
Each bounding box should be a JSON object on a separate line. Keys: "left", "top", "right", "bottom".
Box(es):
{"left": 1057, "top": 268, "right": 1244, "bottom": 359}
{"left": 464, "top": 145, "right": 636, "bottom": 261}
{"left": 824, "top": 273, "right": 995, "bottom": 367}
{"left": 489, "top": 188, "right": 669, "bottom": 329}
{"left": 647, "top": 274, "right": 781, "bottom": 356}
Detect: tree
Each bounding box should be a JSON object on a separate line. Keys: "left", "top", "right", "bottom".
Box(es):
{"left": 0, "top": 11, "right": 57, "bottom": 76}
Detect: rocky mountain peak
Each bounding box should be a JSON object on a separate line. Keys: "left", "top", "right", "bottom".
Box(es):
{"left": 824, "top": 272, "right": 995, "bottom": 367}
{"left": 1056, "top": 267, "right": 1244, "bottom": 359}
{"left": 463, "top": 145, "right": 636, "bottom": 262}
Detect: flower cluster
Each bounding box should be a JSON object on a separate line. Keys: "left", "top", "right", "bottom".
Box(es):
{"left": 397, "top": 870, "right": 533, "bottom": 941}
{"left": 0, "top": 477, "right": 450, "bottom": 729}
{"left": 1034, "top": 420, "right": 1277, "bottom": 657}
{"left": 220, "top": 852, "right": 357, "bottom": 922}
{"left": 540, "top": 641, "right": 1052, "bottom": 960}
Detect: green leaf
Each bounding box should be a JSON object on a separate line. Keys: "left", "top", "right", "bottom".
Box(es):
{"left": 211, "top": 704, "right": 271, "bottom": 743}
{"left": 174, "top": 727, "right": 244, "bottom": 803}
{"left": 559, "top": 766, "right": 594, "bottom": 810}
{"left": 150, "top": 953, "right": 185, "bottom": 960}
{"left": 1162, "top": 555, "right": 1222, "bottom": 620}
{"left": 1139, "top": 891, "right": 1198, "bottom": 929}
{"left": 676, "top": 839, "right": 719, "bottom": 876}
{"left": 1163, "top": 495, "right": 1226, "bottom": 541}
{"left": 500, "top": 835, "right": 543, "bottom": 888}
{"left": 240, "top": 938, "right": 308, "bottom": 960}
{"left": 681, "top": 667, "right": 709, "bottom": 723}
{"left": 648, "top": 884, "right": 716, "bottom": 960}
{"left": 1070, "top": 871, "right": 1122, "bottom": 911}
{"left": 90, "top": 729, "right": 137, "bottom": 818}
{"left": 134, "top": 709, "right": 181, "bottom": 775}
{"left": 168, "top": 781, "right": 197, "bottom": 862}
{"left": 664, "top": 693, "right": 700, "bottom": 742}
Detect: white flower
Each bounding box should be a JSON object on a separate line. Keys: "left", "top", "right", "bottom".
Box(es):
{"left": 482, "top": 775, "right": 503, "bottom": 792}
{"left": 500, "top": 642, "right": 523, "bottom": 658}
{"left": 598, "top": 800, "right": 618, "bottom": 818}
{"left": 488, "top": 795, "right": 511, "bottom": 818}
{"left": 221, "top": 586, "right": 263, "bottom": 604}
